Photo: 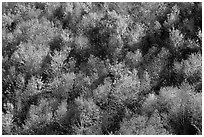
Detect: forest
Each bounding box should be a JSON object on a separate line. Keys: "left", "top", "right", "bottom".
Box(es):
{"left": 2, "top": 2, "right": 202, "bottom": 135}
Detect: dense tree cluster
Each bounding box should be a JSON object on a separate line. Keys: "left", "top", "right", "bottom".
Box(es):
{"left": 2, "top": 2, "right": 202, "bottom": 135}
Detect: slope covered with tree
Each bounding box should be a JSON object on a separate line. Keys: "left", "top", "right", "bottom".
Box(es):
{"left": 2, "top": 2, "right": 202, "bottom": 135}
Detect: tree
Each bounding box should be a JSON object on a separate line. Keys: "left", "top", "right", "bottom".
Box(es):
{"left": 2, "top": 2, "right": 202, "bottom": 135}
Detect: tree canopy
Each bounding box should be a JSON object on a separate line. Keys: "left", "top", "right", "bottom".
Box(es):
{"left": 2, "top": 2, "right": 202, "bottom": 135}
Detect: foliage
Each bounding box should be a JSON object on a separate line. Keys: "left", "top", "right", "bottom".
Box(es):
{"left": 72, "top": 97, "right": 102, "bottom": 135}
{"left": 2, "top": 2, "right": 202, "bottom": 135}
{"left": 119, "top": 110, "right": 170, "bottom": 135}
{"left": 157, "top": 83, "right": 202, "bottom": 134}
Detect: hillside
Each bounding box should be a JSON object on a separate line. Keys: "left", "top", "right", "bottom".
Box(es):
{"left": 2, "top": 2, "right": 202, "bottom": 135}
